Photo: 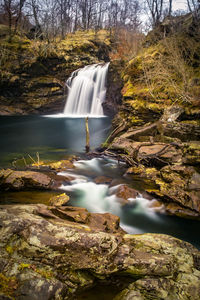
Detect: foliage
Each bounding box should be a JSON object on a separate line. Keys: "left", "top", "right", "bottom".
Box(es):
{"left": 123, "top": 31, "right": 200, "bottom": 109}
{"left": 110, "top": 28, "right": 144, "bottom": 61}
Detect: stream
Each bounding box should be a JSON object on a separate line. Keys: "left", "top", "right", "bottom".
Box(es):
{"left": 0, "top": 115, "right": 200, "bottom": 250}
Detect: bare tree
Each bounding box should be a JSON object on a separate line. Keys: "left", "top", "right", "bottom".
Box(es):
{"left": 145, "top": 0, "right": 164, "bottom": 27}
{"left": 0, "top": 0, "right": 143, "bottom": 39}
{"left": 14, "top": 0, "right": 26, "bottom": 32}
{"left": 168, "top": 0, "right": 172, "bottom": 16}
{"left": 187, "top": 0, "right": 200, "bottom": 20}
{"left": 3, "top": 0, "right": 13, "bottom": 39}
{"left": 2, "top": 0, "right": 26, "bottom": 39}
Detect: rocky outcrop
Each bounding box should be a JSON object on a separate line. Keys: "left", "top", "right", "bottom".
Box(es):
{"left": 105, "top": 18, "right": 200, "bottom": 216}
{"left": 105, "top": 103, "right": 200, "bottom": 218}
{"left": 114, "top": 184, "right": 139, "bottom": 205}
{"left": 0, "top": 157, "right": 78, "bottom": 191}
{"left": 49, "top": 193, "right": 70, "bottom": 206}
{"left": 0, "top": 30, "right": 112, "bottom": 115}
{"left": 0, "top": 169, "right": 52, "bottom": 190}
{"left": 126, "top": 164, "right": 200, "bottom": 218}
{"left": 0, "top": 204, "right": 200, "bottom": 299}
{"left": 104, "top": 60, "right": 124, "bottom": 116}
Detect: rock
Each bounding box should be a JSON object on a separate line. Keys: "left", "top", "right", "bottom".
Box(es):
{"left": 48, "top": 173, "right": 75, "bottom": 190}
{"left": 162, "top": 121, "right": 200, "bottom": 142}
{"left": 165, "top": 203, "right": 200, "bottom": 219}
{"left": 0, "top": 169, "right": 52, "bottom": 191}
{"left": 104, "top": 60, "right": 124, "bottom": 116}
{"left": 126, "top": 165, "right": 145, "bottom": 175}
{"left": 161, "top": 106, "right": 184, "bottom": 123}
{"left": 148, "top": 199, "right": 164, "bottom": 211}
{"left": 183, "top": 142, "right": 200, "bottom": 166}
{"left": 126, "top": 165, "right": 200, "bottom": 217}
{"left": 50, "top": 206, "right": 90, "bottom": 224}
{"left": 157, "top": 166, "right": 200, "bottom": 213}
{"left": 138, "top": 143, "right": 182, "bottom": 165}
{"left": 109, "top": 178, "right": 124, "bottom": 187}
{"left": 38, "top": 160, "right": 74, "bottom": 171}
{"left": 94, "top": 176, "right": 112, "bottom": 184}
{"left": 110, "top": 139, "right": 182, "bottom": 167}
{"left": 115, "top": 184, "right": 139, "bottom": 205}
{"left": 50, "top": 206, "right": 122, "bottom": 233}
{"left": 0, "top": 204, "right": 200, "bottom": 299}
{"left": 0, "top": 105, "right": 25, "bottom": 116}
{"left": 49, "top": 193, "right": 70, "bottom": 206}
{"left": 188, "top": 172, "right": 200, "bottom": 191}
{"left": 89, "top": 212, "right": 121, "bottom": 233}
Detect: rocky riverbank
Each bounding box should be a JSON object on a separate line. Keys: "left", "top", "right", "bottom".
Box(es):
{"left": 103, "top": 15, "right": 200, "bottom": 220}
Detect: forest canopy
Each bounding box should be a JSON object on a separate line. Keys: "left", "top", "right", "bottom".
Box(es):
{"left": 0, "top": 0, "right": 199, "bottom": 40}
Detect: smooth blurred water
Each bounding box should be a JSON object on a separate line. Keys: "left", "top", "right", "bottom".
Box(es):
{"left": 0, "top": 116, "right": 111, "bottom": 167}
{"left": 59, "top": 157, "right": 200, "bottom": 249}
{"left": 64, "top": 63, "right": 109, "bottom": 115}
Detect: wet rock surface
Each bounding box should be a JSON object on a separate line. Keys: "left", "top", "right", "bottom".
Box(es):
{"left": 106, "top": 106, "right": 200, "bottom": 218}
{"left": 114, "top": 184, "right": 139, "bottom": 205}
{"left": 0, "top": 204, "right": 200, "bottom": 299}
{"left": 126, "top": 164, "right": 200, "bottom": 218}
{"left": 49, "top": 193, "right": 70, "bottom": 207}
{"left": 0, "top": 169, "right": 52, "bottom": 190}
{"left": 0, "top": 158, "right": 77, "bottom": 192}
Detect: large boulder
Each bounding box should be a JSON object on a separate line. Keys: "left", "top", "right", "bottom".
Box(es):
{"left": 114, "top": 184, "right": 139, "bottom": 205}
{"left": 127, "top": 164, "right": 200, "bottom": 218}
{"left": 0, "top": 204, "right": 199, "bottom": 299}
{"left": 0, "top": 169, "right": 52, "bottom": 190}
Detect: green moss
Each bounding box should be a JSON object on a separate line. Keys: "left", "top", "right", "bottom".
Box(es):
{"left": 0, "top": 273, "right": 17, "bottom": 299}
{"left": 6, "top": 245, "right": 14, "bottom": 255}
{"left": 18, "top": 263, "right": 31, "bottom": 270}
{"left": 129, "top": 116, "right": 144, "bottom": 126}
{"left": 18, "top": 264, "right": 53, "bottom": 279}
{"left": 35, "top": 268, "right": 53, "bottom": 279}
{"left": 181, "top": 120, "right": 200, "bottom": 126}
{"left": 121, "top": 29, "right": 200, "bottom": 117}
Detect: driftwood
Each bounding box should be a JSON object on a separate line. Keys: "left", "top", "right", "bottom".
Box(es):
{"left": 85, "top": 117, "right": 90, "bottom": 152}
{"left": 120, "top": 122, "right": 159, "bottom": 140}
{"left": 105, "top": 120, "right": 128, "bottom": 144}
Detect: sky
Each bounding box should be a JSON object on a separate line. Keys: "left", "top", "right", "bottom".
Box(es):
{"left": 173, "top": 0, "right": 188, "bottom": 11}
{"left": 140, "top": 0, "right": 189, "bottom": 31}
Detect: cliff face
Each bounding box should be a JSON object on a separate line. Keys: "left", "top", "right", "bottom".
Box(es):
{"left": 0, "top": 28, "right": 112, "bottom": 115}
{"left": 105, "top": 15, "right": 200, "bottom": 219}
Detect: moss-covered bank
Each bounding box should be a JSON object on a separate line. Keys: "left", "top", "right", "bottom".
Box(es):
{"left": 0, "top": 28, "right": 115, "bottom": 115}
{"left": 104, "top": 14, "right": 200, "bottom": 219}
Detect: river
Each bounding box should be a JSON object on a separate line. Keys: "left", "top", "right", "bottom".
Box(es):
{"left": 0, "top": 115, "right": 200, "bottom": 249}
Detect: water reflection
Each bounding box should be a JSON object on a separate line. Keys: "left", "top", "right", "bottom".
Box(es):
{"left": 0, "top": 116, "right": 111, "bottom": 166}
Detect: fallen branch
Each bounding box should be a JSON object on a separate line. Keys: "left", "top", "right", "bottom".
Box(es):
{"left": 85, "top": 117, "right": 90, "bottom": 153}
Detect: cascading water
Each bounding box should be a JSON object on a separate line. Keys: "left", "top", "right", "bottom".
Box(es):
{"left": 56, "top": 157, "right": 200, "bottom": 249}
{"left": 63, "top": 63, "right": 110, "bottom": 116}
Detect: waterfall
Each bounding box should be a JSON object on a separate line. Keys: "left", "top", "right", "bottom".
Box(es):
{"left": 63, "top": 63, "right": 109, "bottom": 116}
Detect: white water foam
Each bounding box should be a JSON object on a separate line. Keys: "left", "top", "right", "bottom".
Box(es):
{"left": 58, "top": 158, "right": 163, "bottom": 234}
{"left": 74, "top": 157, "right": 103, "bottom": 173}
{"left": 42, "top": 113, "right": 107, "bottom": 118}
